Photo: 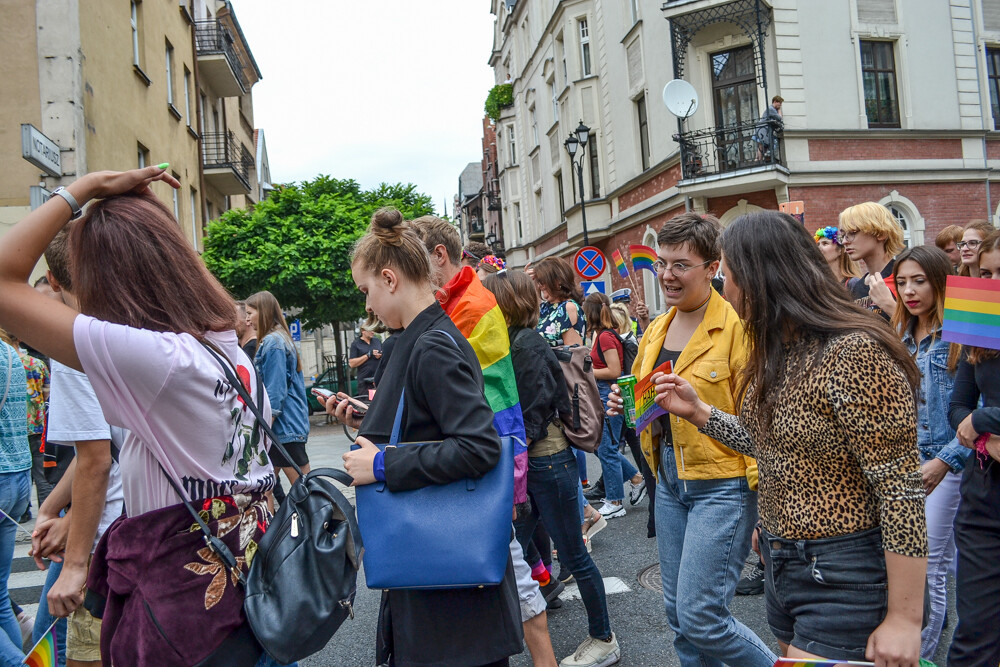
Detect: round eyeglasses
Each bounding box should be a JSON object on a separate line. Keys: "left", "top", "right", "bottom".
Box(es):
{"left": 653, "top": 259, "right": 712, "bottom": 277}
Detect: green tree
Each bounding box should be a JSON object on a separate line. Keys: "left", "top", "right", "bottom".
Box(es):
{"left": 202, "top": 175, "right": 433, "bottom": 371}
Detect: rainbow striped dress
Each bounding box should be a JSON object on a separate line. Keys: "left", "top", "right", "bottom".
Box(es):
{"left": 439, "top": 267, "right": 528, "bottom": 504}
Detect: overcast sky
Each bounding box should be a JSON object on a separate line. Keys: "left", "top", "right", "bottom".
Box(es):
{"left": 235, "top": 1, "right": 496, "bottom": 216}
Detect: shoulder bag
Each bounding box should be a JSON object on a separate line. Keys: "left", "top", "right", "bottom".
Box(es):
{"left": 355, "top": 330, "right": 515, "bottom": 589}
{"left": 175, "top": 343, "right": 364, "bottom": 664}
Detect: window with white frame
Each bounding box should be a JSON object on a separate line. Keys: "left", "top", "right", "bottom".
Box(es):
{"left": 171, "top": 173, "right": 180, "bottom": 220}
{"left": 190, "top": 187, "right": 199, "bottom": 247}
{"left": 507, "top": 124, "right": 517, "bottom": 165}
{"left": 579, "top": 19, "right": 592, "bottom": 77}
{"left": 629, "top": 0, "right": 639, "bottom": 24}
{"left": 637, "top": 95, "right": 650, "bottom": 171}
{"left": 530, "top": 107, "right": 539, "bottom": 146}
{"left": 888, "top": 206, "right": 911, "bottom": 248}
{"left": 514, "top": 202, "right": 523, "bottom": 241}
{"left": 183, "top": 68, "right": 192, "bottom": 125}
{"left": 549, "top": 81, "right": 559, "bottom": 125}
{"left": 130, "top": 1, "right": 141, "bottom": 66}
{"left": 165, "top": 41, "right": 175, "bottom": 106}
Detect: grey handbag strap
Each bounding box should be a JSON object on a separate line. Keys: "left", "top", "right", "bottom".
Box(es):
{"left": 0, "top": 345, "right": 13, "bottom": 413}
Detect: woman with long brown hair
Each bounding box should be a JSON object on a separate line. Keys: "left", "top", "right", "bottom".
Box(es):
{"left": 0, "top": 167, "right": 273, "bottom": 665}
{"left": 889, "top": 246, "right": 968, "bottom": 659}
{"left": 246, "top": 290, "right": 311, "bottom": 487}
{"left": 533, "top": 257, "right": 585, "bottom": 347}
{"left": 642, "top": 210, "right": 927, "bottom": 664}
{"left": 957, "top": 219, "right": 994, "bottom": 277}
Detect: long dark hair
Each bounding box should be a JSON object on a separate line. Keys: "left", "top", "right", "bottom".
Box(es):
{"left": 533, "top": 257, "right": 583, "bottom": 304}
{"left": 721, "top": 211, "right": 919, "bottom": 428}
{"left": 72, "top": 194, "right": 236, "bottom": 337}
{"left": 890, "top": 245, "right": 961, "bottom": 372}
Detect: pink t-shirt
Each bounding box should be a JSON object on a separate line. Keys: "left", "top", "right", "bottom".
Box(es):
{"left": 73, "top": 315, "right": 274, "bottom": 517}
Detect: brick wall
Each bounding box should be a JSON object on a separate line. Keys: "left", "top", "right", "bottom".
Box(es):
{"left": 619, "top": 165, "right": 681, "bottom": 211}
{"left": 788, "top": 182, "right": 994, "bottom": 241}
{"left": 809, "top": 138, "right": 963, "bottom": 161}
{"left": 592, "top": 205, "right": 686, "bottom": 302}
{"left": 534, "top": 227, "right": 568, "bottom": 255}
{"left": 987, "top": 140, "right": 1000, "bottom": 160}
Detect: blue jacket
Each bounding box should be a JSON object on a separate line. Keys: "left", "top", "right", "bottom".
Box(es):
{"left": 903, "top": 326, "right": 970, "bottom": 472}
{"left": 0, "top": 341, "right": 30, "bottom": 473}
{"left": 254, "top": 332, "right": 310, "bottom": 444}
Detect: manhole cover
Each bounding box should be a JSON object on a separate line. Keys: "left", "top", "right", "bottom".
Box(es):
{"left": 637, "top": 563, "right": 661, "bottom": 592}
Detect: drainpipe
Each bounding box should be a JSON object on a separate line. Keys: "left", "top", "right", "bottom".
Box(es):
{"left": 971, "top": 8, "right": 992, "bottom": 222}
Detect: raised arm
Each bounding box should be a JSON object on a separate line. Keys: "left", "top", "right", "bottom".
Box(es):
{"left": 0, "top": 168, "right": 179, "bottom": 370}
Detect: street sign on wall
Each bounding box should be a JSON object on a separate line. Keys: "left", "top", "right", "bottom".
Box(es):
{"left": 581, "top": 280, "right": 606, "bottom": 295}
{"left": 21, "top": 124, "right": 62, "bottom": 177}
{"left": 574, "top": 246, "right": 606, "bottom": 280}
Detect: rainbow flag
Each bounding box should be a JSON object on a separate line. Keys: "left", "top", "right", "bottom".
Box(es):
{"left": 612, "top": 249, "right": 629, "bottom": 279}
{"left": 774, "top": 661, "right": 873, "bottom": 667}
{"left": 23, "top": 620, "right": 57, "bottom": 667}
{"left": 942, "top": 275, "right": 1000, "bottom": 350}
{"left": 629, "top": 244, "right": 657, "bottom": 274}
{"left": 438, "top": 266, "right": 528, "bottom": 503}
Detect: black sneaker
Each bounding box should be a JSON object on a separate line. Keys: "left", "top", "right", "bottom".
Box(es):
{"left": 540, "top": 579, "right": 565, "bottom": 605}
{"left": 584, "top": 478, "right": 605, "bottom": 501}
{"left": 557, "top": 569, "right": 574, "bottom": 585}
{"left": 736, "top": 560, "right": 764, "bottom": 596}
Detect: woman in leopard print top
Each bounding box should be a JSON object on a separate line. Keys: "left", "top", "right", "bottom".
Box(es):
{"left": 647, "top": 211, "right": 927, "bottom": 665}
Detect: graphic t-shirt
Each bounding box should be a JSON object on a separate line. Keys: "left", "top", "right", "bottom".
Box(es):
{"left": 849, "top": 258, "right": 895, "bottom": 321}
{"left": 18, "top": 349, "right": 48, "bottom": 435}
{"left": 73, "top": 316, "right": 274, "bottom": 517}
{"left": 47, "top": 359, "right": 125, "bottom": 551}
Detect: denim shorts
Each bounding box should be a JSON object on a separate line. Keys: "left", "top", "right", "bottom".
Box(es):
{"left": 761, "top": 526, "right": 887, "bottom": 660}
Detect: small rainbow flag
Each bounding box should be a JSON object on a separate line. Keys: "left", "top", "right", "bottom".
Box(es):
{"left": 942, "top": 275, "right": 1000, "bottom": 350}
{"left": 774, "top": 659, "right": 874, "bottom": 667}
{"left": 612, "top": 249, "right": 629, "bottom": 279}
{"left": 629, "top": 244, "right": 657, "bottom": 274}
{"left": 23, "top": 620, "right": 57, "bottom": 667}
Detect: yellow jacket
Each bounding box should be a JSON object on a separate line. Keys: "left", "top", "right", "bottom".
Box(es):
{"left": 634, "top": 290, "right": 758, "bottom": 487}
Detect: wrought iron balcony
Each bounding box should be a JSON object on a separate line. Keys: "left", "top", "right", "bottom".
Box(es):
{"left": 195, "top": 19, "right": 250, "bottom": 96}
{"left": 202, "top": 131, "right": 253, "bottom": 195}
{"left": 673, "top": 118, "right": 783, "bottom": 182}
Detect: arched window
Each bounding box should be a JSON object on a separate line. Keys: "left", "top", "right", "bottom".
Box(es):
{"left": 642, "top": 227, "right": 664, "bottom": 315}
{"left": 878, "top": 191, "right": 924, "bottom": 247}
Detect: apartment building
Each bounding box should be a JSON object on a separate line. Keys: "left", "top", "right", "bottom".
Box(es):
{"left": 0, "top": 0, "right": 267, "bottom": 265}
{"left": 488, "top": 0, "right": 1000, "bottom": 315}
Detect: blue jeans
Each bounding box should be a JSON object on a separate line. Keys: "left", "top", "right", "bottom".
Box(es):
{"left": 32, "top": 560, "right": 66, "bottom": 667}
{"left": 574, "top": 448, "right": 588, "bottom": 483}
{"left": 596, "top": 381, "right": 637, "bottom": 502}
{"left": 656, "top": 448, "right": 775, "bottom": 667}
{"left": 0, "top": 471, "right": 30, "bottom": 666}
{"left": 516, "top": 448, "right": 611, "bottom": 640}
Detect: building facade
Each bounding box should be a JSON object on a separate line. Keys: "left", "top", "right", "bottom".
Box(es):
{"left": 0, "top": 0, "right": 267, "bottom": 271}
{"left": 489, "top": 0, "right": 1000, "bottom": 315}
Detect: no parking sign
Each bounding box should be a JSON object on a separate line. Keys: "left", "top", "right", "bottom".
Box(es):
{"left": 574, "top": 246, "right": 606, "bottom": 280}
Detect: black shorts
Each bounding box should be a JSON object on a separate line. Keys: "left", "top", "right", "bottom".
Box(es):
{"left": 268, "top": 441, "right": 309, "bottom": 469}
{"left": 761, "top": 526, "right": 887, "bottom": 660}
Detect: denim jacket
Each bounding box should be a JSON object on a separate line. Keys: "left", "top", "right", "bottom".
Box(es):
{"left": 903, "top": 325, "right": 970, "bottom": 472}
{"left": 254, "top": 332, "right": 310, "bottom": 444}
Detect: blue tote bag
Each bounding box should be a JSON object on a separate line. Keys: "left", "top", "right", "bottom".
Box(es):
{"left": 355, "top": 355, "right": 514, "bottom": 590}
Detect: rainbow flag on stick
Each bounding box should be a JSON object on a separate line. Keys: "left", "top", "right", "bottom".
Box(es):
{"left": 629, "top": 244, "right": 657, "bottom": 274}
{"left": 23, "top": 619, "right": 57, "bottom": 667}
{"left": 612, "top": 249, "right": 629, "bottom": 279}
{"left": 942, "top": 275, "right": 1000, "bottom": 350}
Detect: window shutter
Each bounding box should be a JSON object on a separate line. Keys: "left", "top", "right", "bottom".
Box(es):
{"left": 857, "top": 0, "right": 897, "bottom": 23}
{"left": 627, "top": 39, "right": 643, "bottom": 90}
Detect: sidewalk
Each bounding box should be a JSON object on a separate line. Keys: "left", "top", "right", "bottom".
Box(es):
{"left": 296, "top": 414, "right": 357, "bottom": 502}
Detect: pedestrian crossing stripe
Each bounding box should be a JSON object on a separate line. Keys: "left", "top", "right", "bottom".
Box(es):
{"left": 559, "top": 577, "right": 631, "bottom": 601}
{"left": 10, "top": 542, "right": 47, "bottom": 618}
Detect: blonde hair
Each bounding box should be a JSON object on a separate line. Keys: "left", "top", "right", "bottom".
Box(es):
{"left": 838, "top": 202, "right": 905, "bottom": 257}
{"left": 246, "top": 290, "right": 302, "bottom": 372}
{"left": 352, "top": 208, "right": 432, "bottom": 286}
{"left": 610, "top": 303, "right": 631, "bottom": 336}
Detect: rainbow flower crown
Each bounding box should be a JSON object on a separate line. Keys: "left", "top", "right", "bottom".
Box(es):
{"left": 814, "top": 226, "right": 841, "bottom": 245}
{"left": 479, "top": 255, "right": 507, "bottom": 272}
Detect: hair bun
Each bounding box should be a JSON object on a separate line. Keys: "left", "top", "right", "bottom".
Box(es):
{"left": 370, "top": 207, "right": 406, "bottom": 247}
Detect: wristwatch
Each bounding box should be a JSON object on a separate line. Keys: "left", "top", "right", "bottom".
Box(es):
{"left": 51, "top": 186, "right": 82, "bottom": 219}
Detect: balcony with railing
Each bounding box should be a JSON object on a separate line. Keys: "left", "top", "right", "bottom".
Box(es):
{"left": 195, "top": 19, "right": 252, "bottom": 97}
{"left": 202, "top": 131, "right": 253, "bottom": 195}
{"left": 673, "top": 118, "right": 787, "bottom": 193}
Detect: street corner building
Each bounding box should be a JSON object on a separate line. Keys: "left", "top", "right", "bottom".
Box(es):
{"left": 463, "top": 0, "right": 1000, "bottom": 319}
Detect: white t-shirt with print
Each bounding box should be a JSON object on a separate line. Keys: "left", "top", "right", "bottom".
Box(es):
{"left": 73, "top": 315, "right": 274, "bottom": 517}
{"left": 47, "top": 359, "right": 124, "bottom": 550}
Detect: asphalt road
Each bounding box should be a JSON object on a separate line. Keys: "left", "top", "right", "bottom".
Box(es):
{"left": 299, "top": 416, "right": 956, "bottom": 667}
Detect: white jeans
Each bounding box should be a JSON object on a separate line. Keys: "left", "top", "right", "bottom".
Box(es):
{"left": 921, "top": 469, "right": 962, "bottom": 659}
{"left": 511, "top": 535, "right": 547, "bottom": 621}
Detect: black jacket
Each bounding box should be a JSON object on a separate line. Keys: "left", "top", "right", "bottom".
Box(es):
{"left": 359, "top": 303, "right": 523, "bottom": 667}
{"left": 949, "top": 354, "right": 1000, "bottom": 434}
{"left": 509, "top": 326, "right": 570, "bottom": 445}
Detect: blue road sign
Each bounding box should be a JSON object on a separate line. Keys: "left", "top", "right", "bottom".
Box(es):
{"left": 289, "top": 319, "right": 301, "bottom": 342}
{"left": 581, "top": 280, "right": 606, "bottom": 296}
{"left": 574, "top": 246, "right": 606, "bottom": 280}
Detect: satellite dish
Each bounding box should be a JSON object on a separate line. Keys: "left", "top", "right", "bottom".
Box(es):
{"left": 663, "top": 79, "right": 699, "bottom": 118}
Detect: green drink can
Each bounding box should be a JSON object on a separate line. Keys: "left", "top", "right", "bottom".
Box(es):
{"left": 618, "top": 374, "right": 637, "bottom": 428}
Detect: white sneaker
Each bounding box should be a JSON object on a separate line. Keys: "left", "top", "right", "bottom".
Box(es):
{"left": 16, "top": 612, "right": 33, "bottom": 652}
{"left": 560, "top": 632, "right": 621, "bottom": 667}
{"left": 597, "top": 501, "right": 625, "bottom": 519}
{"left": 628, "top": 480, "right": 647, "bottom": 505}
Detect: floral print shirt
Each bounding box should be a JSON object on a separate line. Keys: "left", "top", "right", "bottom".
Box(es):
{"left": 537, "top": 300, "right": 585, "bottom": 347}
{"left": 18, "top": 349, "right": 48, "bottom": 435}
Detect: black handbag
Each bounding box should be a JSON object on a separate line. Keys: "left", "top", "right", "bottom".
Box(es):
{"left": 166, "top": 343, "right": 364, "bottom": 664}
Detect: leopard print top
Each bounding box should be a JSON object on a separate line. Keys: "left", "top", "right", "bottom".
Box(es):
{"left": 700, "top": 332, "right": 928, "bottom": 557}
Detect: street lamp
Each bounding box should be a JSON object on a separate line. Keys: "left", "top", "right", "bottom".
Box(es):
{"left": 564, "top": 120, "right": 591, "bottom": 246}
